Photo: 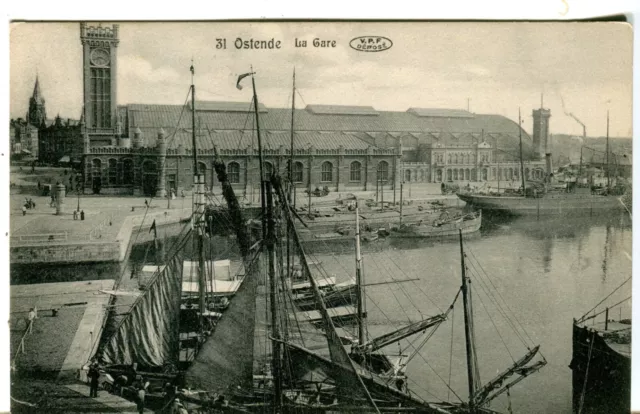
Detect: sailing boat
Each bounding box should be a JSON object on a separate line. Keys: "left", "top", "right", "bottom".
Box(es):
{"left": 97, "top": 69, "right": 547, "bottom": 414}
{"left": 457, "top": 109, "right": 627, "bottom": 215}
{"left": 570, "top": 278, "right": 631, "bottom": 414}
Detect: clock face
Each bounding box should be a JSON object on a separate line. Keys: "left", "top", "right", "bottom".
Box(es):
{"left": 90, "top": 48, "right": 110, "bottom": 67}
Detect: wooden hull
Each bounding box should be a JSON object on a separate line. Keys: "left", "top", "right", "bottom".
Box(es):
{"left": 570, "top": 322, "right": 631, "bottom": 414}
{"left": 457, "top": 193, "right": 625, "bottom": 215}
{"left": 294, "top": 283, "right": 357, "bottom": 311}
{"left": 391, "top": 212, "right": 481, "bottom": 238}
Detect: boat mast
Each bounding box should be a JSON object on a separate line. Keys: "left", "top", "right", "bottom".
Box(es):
{"left": 251, "top": 70, "right": 266, "bottom": 240}
{"left": 289, "top": 68, "right": 296, "bottom": 204}
{"left": 518, "top": 108, "right": 526, "bottom": 195}
{"left": 606, "top": 110, "right": 610, "bottom": 190}
{"left": 459, "top": 229, "right": 477, "bottom": 412}
{"left": 265, "top": 180, "right": 282, "bottom": 409}
{"left": 355, "top": 200, "right": 366, "bottom": 345}
{"left": 287, "top": 69, "right": 295, "bottom": 283}
{"left": 190, "top": 63, "right": 207, "bottom": 333}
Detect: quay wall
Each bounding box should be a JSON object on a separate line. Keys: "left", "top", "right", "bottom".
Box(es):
{"left": 11, "top": 241, "right": 121, "bottom": 265}
{"left": 11, "top": 212, "right": 191, "bottom": 265}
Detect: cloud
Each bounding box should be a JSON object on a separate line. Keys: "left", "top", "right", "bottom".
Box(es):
{"left": 119, "top": 55, "right": 181, "bottom": 85}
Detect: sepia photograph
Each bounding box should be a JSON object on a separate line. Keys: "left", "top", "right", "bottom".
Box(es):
{"left": 7, "top": 21, "right": 633, "bottom": 413}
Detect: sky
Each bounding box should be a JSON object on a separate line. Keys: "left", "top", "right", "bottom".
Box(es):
{"left": 9, "top": 21, "right": 633, "bottom": 137}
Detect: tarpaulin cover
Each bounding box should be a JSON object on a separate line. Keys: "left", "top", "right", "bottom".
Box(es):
{"left": 184, "top": 250, "right": 261, "bottom": 393}
{"left": 102, "top": 253, "right": 183, "bottom": 367}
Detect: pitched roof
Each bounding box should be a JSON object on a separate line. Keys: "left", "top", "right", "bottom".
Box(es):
{"left": 124, "top": 102, "right": 533, "bottom": 151}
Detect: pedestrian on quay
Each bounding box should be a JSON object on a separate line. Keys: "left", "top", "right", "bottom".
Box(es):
{"left": 27, "top": 308, "right": 36, "bottom": 333}
{"left": 88, "top": 361, "right": 100, "bottom": 398}
{"left": 136, "top": 383, "right": 146, "bottom": 414}
{"left": 144, "top": 199, "right": 149, "bottom": 208}
{"left": 73, "top": 210, "right": 78, "bottom": 220}
{"left": 80, "top": 210, "right": 85, "bottom": 220}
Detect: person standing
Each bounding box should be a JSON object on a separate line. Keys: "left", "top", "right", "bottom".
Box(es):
{"left": 136, "top": 383, "right": 146, "bottom": 414}
{"left": 88, "top": 362, "right": 100, "bottom": 398}
{"left": 80, "top": 210, "right": 85, "bottom": 221}
{"left": 27, "top": 308, "right": 36, "bottom": 333}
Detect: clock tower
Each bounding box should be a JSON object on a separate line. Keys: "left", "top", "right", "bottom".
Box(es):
{"left": 80, "top": 22, "right": 119, "bottom": 146}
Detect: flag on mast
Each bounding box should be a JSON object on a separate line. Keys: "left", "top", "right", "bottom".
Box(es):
{"left": 236, "top": 72, "right": 253, "bottom": 90}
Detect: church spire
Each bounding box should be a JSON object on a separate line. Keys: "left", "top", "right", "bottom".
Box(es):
{"left": 31, "top": 75, "right": 45, "bottom": 104}
{"left": 28, "top": 75, "right": 46, "bottom": 126}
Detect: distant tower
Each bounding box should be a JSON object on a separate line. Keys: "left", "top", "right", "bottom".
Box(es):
{"left": 532, "top": 101, "right": 551, "bottom": 161}
{"left": 80, "top": 22, "right": 119, "bottom": 146}
{"left": 27, "top": 76, "right": 47, "bottom": 126}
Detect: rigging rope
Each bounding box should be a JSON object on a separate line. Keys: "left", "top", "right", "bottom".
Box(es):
{"left": 577, "top": 331, "right": 596, "bottom": 414}
{"left": 464, "top": 247, "right": 532, "bottom": 349}
{"left": 578, "top": 276, "right": 632, "bottom": 323}
{"left": 447, "top": 300, "right": 456, "bottom": 402}
{"left": 464, "top": 246, "right": 536, "bottom": 348}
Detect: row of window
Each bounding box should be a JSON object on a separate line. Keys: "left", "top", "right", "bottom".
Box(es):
{"left": 88, "top": 158, "right": 393, "bottom": 186}
{"left": 432, "top": 152, "right": 492, "bottom": 165}
{"left": 227, "top": 160, "right": 390, "bottom": 184}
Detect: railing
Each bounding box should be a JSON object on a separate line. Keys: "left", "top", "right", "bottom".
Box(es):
{"left": 11, "top": 317, "right": 35, "bottom": 372}
{"left": 11, "top": 233, "right": 68, "bottom": 244}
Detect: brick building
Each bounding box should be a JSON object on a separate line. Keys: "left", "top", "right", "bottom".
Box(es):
{"left": 76, "top": 22, "right": 546, "bottom": 197}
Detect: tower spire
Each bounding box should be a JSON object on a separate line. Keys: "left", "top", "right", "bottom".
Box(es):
{"left": 32, "top": 75, "right": 44, "bottom": 103}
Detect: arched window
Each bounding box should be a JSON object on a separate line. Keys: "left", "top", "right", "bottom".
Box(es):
{"left": 264, "top": 161, "right": 274, "bottom": 177}
{"left": 123, "top": 159, "right": 134, "bottom": 185}
{"left": 92, "top": 158, "right": 102, "bottom": 177}
{"left": 514, "top": 168, "right": 519, "bottom": 178}
{"left": 293, "top": 162, "right": 304, "bottom": 183}
{"left": 459, "top": 169, "right": 464, "bottom": 180}
{"left": 198, "top": 161, "right": 207, "bottom": 185}
{"left": 466, "top": 153, "right": 470, "bottom": 164}
{"left": 436, "top": 169, "right": 443, "bottom": 182}
{"left": 376, "top": 161, "right": 389, "bottom": 182}
{"left": 454, "top": 154, "right": 459, "bottom": 164}
{"left": 465, "top": 169, "right": 470, "bottom": 180}
{"left": 482, "top": 168, "right": 488, "bottom": 181}
{"left": 525, "top": 168, "right": 530, "bottom": 180}
{"left": 447, "top": 169, "right": 452, "bottom": 181}
{"left": 420, "top": 170, "right": 425, "bottom": 181}
{"left": 228, "top": 162, "right": 240, "bottom": 184}
{"left": 471, "top": 168, "right": 477, "bottom": 181}
{"left": 405, "top": 169, "right": 411, "bottom": 182}
{"left": 453, "top": 169, "right": 458, "bottom": 180}
{"left": 108, "top": 158, "right": 118, "bottom": 185}
{"left": 350, "top": 161, "right": 362, "bottom": 182}
{"left": 448, "top": 154, "right": 452, "bottom": 164}
{"left": 321, "top": 161, "right": 333, "bottom": 182}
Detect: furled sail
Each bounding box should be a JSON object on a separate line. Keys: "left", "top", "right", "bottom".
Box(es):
{"left": 272, "top": 175, "right": 379, "bottom": 412}
{"left": 102, "top": 252, "right": 184, "bottom": 367}
{"left": 184, "top": 247, "right": 262, "bottom": 394}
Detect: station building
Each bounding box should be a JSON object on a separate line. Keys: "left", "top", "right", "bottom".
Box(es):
{"left": 38, "top": 22, "right": 551, "bottom": 197}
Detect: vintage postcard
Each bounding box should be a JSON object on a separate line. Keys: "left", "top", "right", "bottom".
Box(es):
{"left": 8, "top": 21, "right": 632, "bottom": 413}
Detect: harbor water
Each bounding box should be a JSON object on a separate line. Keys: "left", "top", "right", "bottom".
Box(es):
{"left": 303, "top": 212, "right": 632, "bottom": 413}
{"left": 10, "top": 212, "right": 632, "bottom": 413}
